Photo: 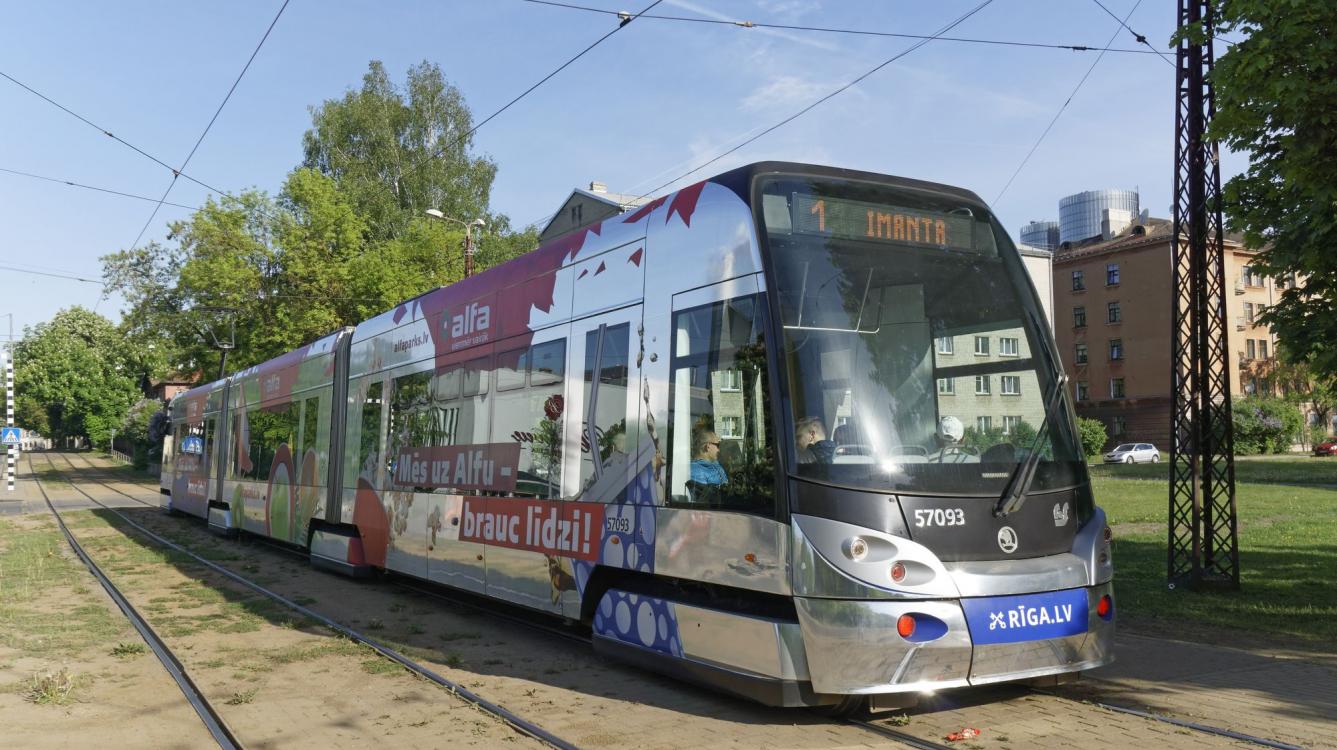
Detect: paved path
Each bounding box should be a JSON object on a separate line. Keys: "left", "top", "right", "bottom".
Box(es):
{"left": 1071, "top": 631, "right": 1337, "bottom": 749}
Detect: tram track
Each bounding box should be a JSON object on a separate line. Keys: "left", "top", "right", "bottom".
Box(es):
{"left": 26, "top": 454, "right": 243, "bottom": 750}
{"left": 58, "top": 451, "right": 1309, "bottom": 750}
{"left": 37, "top": 451, "right": 583, "bottom": 750}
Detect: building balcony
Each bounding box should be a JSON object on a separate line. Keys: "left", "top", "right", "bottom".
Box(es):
{"left": 1236, "top": 316, "right": 1246, "bottom": 331}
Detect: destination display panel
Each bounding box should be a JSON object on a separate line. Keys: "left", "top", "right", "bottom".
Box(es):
{"left": 792, "top": 193, "right": 977, "bottom": 251}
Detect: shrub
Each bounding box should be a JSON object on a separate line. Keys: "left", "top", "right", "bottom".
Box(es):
{"left": 1077, "top": 417, "right": 1107, "bottom": 458}
{"left": 1232, "top": 396, "right": 1303, "bottom": 454}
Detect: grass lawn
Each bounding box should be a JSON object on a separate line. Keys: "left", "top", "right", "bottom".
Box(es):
{"left": 1095, "top": 454, "right": 1337, "bottom": 648}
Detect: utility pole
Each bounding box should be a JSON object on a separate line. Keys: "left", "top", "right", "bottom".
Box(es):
{"left": 1168, "top": 0, "right": 1239, "bottom": 591}
{"left": 425, "top": 210, "right": 486, "bottom": 278}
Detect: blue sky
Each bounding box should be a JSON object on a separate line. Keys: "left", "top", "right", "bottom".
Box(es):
{"left": 0, "top": 0, "right": 1245, "bottom": 341}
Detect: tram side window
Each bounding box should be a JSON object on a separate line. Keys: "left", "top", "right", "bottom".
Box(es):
{"left": 355, "top": 380, "right": 384, "bottom": 480}
{"left": 296, "top": 395, "right": 320, "bottom": 480}
{"left": 237, "top": 402, "right": 299, "bottom": 480}
{"left": 384, "top": 357, "right": 500, "bottom": 494}
{"left": 580, "top": 323, "right": 632, "bottom": 497}
{"left": 492, "top": 339, "right": 567, "bottom": 499}
{"left": 667, "top": 295, "right": 776, "bottom": 513}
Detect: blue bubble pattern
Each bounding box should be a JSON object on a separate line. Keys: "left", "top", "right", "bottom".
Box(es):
{"left": 592, "top": 589, "right": 683, "bottom": 658}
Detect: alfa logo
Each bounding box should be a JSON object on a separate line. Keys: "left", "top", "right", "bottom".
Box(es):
{"left": 997, "top": 526, "right": 1019, "bottom": 554}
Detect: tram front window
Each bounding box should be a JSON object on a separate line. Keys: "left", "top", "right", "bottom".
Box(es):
{"left": 759, "top": 175, "right": 1084, "bottom": 497}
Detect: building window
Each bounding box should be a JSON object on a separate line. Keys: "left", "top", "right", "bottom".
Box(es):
{"left": 1243, "top": 266, "right": 1260, "bottom": 287}
{"left": 1107, "top": 301, "right": 1121, "bottom": 323}
{"left": 1073, "top": 306, "right": 1087, "bottom": 328}
{"left": 1246, "top": 339, "right": 1256, "bottom": 359}
{"left": 1111, "top": 415, "right": 1126, "bottom": 436}
{"left": 1000, "top": 376, "right": 1021, "bottom": 396}
{"left": 1260, "top": 339, "right": 1269, "bottom": 359}
{"left": 974, "top": 336, "right": 990, "bottom": 356}
{"left": 718, "top": 369, "right": 742, "bottom": 391}
{"left": 1109, "top": 338, "right": 1123, "bottom": 360}
{"left": 1002, "top": 416, "right": 1022, "bottom": 435}
{"left": 1075, "top": 343, "right": 1088, "bottom": 364}
{"left": 938, "top": 378, "right": 955, "bottom": 394}
{"left": 1072, "top": 270, "right": 1085, "bottom": 291}
{"left": 717, "top": 416, "right": 742, "bottom": 439}
{"left": 999, "top": 337, "right": 1019, "bottom": 357}
{"left": 1076, "top": 381, "right": 1089, "bottom": 401}
{"left": 1111, "top": 378, "right": 1126, "bottom": 399}
{"left": 975, "top": 375, "right": 991, "bottom": 395}
{"left": 1106, "top": 263, "right": 1120, "bottom": 286}
{"left": 976, "top": 416, "right": 993, "bottom": 432}
{"left": 936, "top": 336, "right": 954, "bottom": 355}
{"left": 1244, "top": 302, "right": 1255, "bottom": 323}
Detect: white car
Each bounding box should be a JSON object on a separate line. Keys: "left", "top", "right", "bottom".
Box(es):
{"left": 1104, "top": 443, "right": 1160, "bottom": 464}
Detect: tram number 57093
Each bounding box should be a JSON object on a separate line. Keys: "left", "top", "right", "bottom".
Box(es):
{"left": 914, "top": 508, "right": 966, "bottom": 528}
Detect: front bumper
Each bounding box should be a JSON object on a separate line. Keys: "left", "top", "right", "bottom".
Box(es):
{"left": 794, "top": 582, "right": 1115, "bottom": 695}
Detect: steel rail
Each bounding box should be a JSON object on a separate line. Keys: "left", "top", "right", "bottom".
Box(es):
{"left": 1036, "top": 689, "right": 1307, "bottom": 750}
{"left": 849, "top": 719, "right": 958, "bottom": 750}
{"left": 39, "top": 452, "right": 584, "bottom": 750}
{"left": 25, "top": 454, "right": 244, "bottom": 750}
{"left": 55, "top": 449, "right": 155, "bottom": 508}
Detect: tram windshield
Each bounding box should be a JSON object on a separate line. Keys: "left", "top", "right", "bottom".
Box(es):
{"left": 759, "top": 174, "right": 1084, "bottom": 497}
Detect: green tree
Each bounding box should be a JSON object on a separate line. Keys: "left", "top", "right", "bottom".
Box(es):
{"left": 1077, "top": 417, "right": 1108, "bottom": 458}
{"left": 1270, "top": 347, "right": 1337, "bottom": 447}
{"left": 302, "top": 60, "right": 498, "bottom": 243}
{"left": 1205, "top": 2, "right": 1337, "bottom": 379}
{"left": 104, "top": 61, "right": 538, "bottom": 374}
{"left": 15, "top": 308, "right": 141, "bottom": 448}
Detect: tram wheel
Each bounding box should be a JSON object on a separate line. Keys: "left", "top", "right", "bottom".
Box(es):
{"left": 813, "top": 694, "right": 867, "bottom": 718}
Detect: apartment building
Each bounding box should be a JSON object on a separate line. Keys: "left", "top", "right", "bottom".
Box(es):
{"left": 1052, "top": 219, "right": 1280, "bottom": 448}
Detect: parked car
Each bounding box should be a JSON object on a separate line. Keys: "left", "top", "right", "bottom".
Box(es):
{"left": 1314, "top": 439, "right": 1337, "bottom": 457}
{"left": 1104, "top": 443, "right": 1160, "bottom": 464}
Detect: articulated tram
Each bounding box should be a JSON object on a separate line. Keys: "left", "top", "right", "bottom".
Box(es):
{"left": 162, "top": 162, "right": 1114, "bottom": 712}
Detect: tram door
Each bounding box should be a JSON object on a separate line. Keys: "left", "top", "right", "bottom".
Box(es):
{"left": 555, "top": 305, "right": 643, "bottom": 618}
{"left": 483, "top": 327, "right": 573, "bottom": 613}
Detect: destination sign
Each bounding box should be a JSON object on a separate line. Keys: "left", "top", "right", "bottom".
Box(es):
{"left": 792, "top": 194, "right": 976, "bottom": 251}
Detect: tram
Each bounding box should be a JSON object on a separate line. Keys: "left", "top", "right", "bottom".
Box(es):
{"left": 162, "top": 162, "right": 1114, "bottom": 712}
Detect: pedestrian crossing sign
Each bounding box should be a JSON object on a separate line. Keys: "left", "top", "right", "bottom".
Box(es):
{"left": 1, "top": 427, "right": 20, "bottom": 446}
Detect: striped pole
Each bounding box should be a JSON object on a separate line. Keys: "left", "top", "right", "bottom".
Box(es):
{"left": 6, "top": 350, "right": 14, "bottom": 491}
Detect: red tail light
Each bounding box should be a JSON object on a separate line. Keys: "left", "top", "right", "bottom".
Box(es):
{"left": 897, "top": 614, "right": 916, "bottom": 638}
{"left": 1096, "top": 594, "right": 1113, "bottom": 619}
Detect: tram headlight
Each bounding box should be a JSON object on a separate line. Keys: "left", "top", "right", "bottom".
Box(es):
{"left": 843, "top": 536, "right": 870, "bottom": 562}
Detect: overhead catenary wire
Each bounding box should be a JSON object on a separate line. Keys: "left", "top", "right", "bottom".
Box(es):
{"left": 1088, "top": 0, "right": 1176, "bottom": 66}
{"left": 520, "top": 0, "right": 1165, "bottom": 56}
{"left": 426, "top": 0, "right": 664, "bottom": 163}
{"left": 630, "top": 0, "right": 997, "bottom": 203}
{"left": 0, "top": 166, "right": 199, "bottom": 211}
{"left": 0, "top": 69, "right": 233, "bottom": 199}
{"left": 992, "top": 0, "right": 1147, "bottom": 205}
{"left": 125, "top": 0, "right": 291, "bottom": 256}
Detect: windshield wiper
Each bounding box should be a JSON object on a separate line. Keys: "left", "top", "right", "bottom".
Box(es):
{"left": 994, "top": 371, "right": 1067, "bottom": 518}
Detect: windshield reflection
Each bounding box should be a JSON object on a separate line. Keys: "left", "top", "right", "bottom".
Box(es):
{"left": 760, "top": 176, "right": 1083, "bottom": 496}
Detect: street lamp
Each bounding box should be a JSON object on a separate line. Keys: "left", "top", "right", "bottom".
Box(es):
{"left": 425, "top": 209, "right": 486, "bottom": 277}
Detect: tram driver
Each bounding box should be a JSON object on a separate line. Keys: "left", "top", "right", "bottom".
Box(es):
{"left": 795, "top": 416, "right": 834, "bottom": 464}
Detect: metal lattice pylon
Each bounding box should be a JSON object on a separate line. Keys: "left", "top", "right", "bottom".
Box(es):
{"left": 1168, "top": 0, "right": 1239, "bottom": 590}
